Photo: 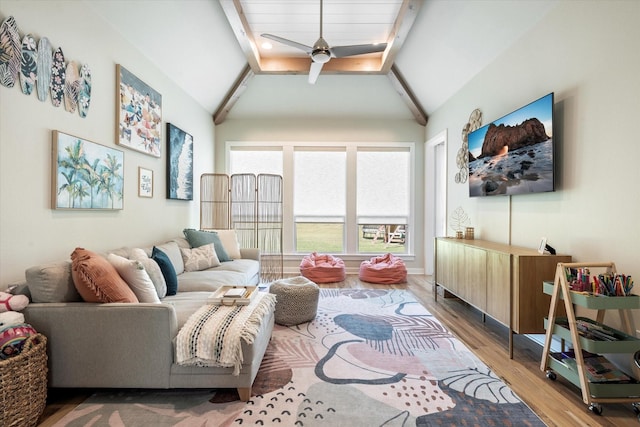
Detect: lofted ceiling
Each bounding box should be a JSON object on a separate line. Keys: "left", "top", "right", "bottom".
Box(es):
{"left": 87, "top": 0, "right": 558, "bottom": 125}
{"left": 220, "top": 0, "right": 414, "bottom": 75}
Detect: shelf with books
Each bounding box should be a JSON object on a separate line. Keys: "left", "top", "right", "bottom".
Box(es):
{"left": 540, "top": 262, "right": 640, "bottom": 417}
{"left": 543, "top": 316, "right": 639, "bottom": 354}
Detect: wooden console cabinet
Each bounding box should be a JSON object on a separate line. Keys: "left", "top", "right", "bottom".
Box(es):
{"left": 434, "top": 237, "right": 571, "bottom": 357}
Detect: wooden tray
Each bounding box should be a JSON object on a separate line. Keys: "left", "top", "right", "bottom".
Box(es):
{"left": 208, "top": 285, "right": 258, "bottom": 306}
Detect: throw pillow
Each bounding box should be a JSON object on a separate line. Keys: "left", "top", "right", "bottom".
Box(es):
{"left": 152, "top": 247, "right": 178, "bottom": 296}
{"left": 107, "top": 253, "right": 160, "bottom": 303}
{"left": 180, "top": 243, "right": 221, "bottom": 272}
{"left": 154, "top": 241, "right": 185, "bottom": 275}
{"left": 208, "top": 229, "right": 242, "bottom": 259}
{"left": 70, "top": 248, "right": 138, "bottom": 303}
{"left": 182, "top": 228, "right": 231, "bottom": 262}
{"left": 129, "top": 248, "right": 167, "bottom": 299}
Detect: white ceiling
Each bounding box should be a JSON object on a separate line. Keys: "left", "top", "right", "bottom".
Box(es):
{"left": 241, "top": 0, "right": 402, "bottom": 59}
{"left": 87, "top": 0, "right": 558, "bottom": 121}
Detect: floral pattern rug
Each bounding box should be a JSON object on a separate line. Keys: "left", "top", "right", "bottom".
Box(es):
{"left": 54, "top": 289, "right": 545, "bottom": 426}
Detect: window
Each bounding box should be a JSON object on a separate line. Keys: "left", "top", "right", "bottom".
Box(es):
{"left": 294, "top": 148, "right": 346, "bottom": 252}
{"left": 228, "top": 142, "right": 414, "bottom": 255}
{"left": 357, "top": 148, "right": 410, "bottom": 254}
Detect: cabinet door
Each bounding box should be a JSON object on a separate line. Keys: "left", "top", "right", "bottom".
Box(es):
{"left": 461, "top": 246, "right": 487, "bottom": 311}
{"left": 436, "top": 239, "right": 463, "bottom": 295}
{"left": 486, "top": 251, "right": 510, "bottom": 326}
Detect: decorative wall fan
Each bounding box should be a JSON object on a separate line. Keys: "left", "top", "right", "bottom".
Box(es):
{"left": 261, "top": 0, "right": 387, "bottom": 84}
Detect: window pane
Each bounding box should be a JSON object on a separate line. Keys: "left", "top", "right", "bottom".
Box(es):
{"left": 296, "top": 223, "right": 343, "bottom": 253}
{"left": 294, "top": 150, "right": 345, "bottom": 252}
{"left": 357, "top": 149, "right": 409, "bottom": 253}
{"left": 358, "top": 224, "right": 406, "bottom": 253}
{"left": 229, "top": 149, "right": 282, "bottom": 175}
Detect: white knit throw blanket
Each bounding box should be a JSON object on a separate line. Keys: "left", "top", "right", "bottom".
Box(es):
{"left": 175, "top": 292, "right": 276, "bottom": 375}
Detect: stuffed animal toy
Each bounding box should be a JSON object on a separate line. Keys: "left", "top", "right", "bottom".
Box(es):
{"left": 0, "top": 311, "right": 25, "bottom": 328}
{"left": 0, "top": 291, "right": 28, "bottom": 312}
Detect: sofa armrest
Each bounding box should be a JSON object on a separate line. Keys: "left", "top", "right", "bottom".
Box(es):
{"left": 23, "top": 302, "right": 178, "bottom": 388}
{"left": 240, "top": 248, "right": 260, "bottom": 261}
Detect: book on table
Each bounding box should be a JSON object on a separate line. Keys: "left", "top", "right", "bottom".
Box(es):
{"left": 223, "top": 287, "right": 247, "bottom": 298}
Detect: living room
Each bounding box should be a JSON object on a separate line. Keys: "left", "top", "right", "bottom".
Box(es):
{"left": 0, "top": 0, "right": 638, "bottom": 424}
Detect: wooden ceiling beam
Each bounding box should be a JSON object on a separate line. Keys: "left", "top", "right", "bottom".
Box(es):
{"left": 219, "top": 0, "right": 262, "bottom": 72}
{"left": 213, "top": 64, "right": 254, "bottom": 125}
{"left": 387, "top": 64, "right": 428, "bottom": 126}
{"left": 380, "top": 0, "right": 423, "bottom": 73}
{"left": 258, "top": 57, "right": 385, "bottom": 74}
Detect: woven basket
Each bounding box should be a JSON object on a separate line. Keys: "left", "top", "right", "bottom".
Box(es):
{"left": 0, "top": 333, "right": 48, "bottom": 427}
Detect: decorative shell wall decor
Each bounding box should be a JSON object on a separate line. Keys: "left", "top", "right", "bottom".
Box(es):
{"left": 455, "top": 108, "right": 482, "bottom": 184}
{"left": 0, "top": 15, "right": 91, "bottom": 118}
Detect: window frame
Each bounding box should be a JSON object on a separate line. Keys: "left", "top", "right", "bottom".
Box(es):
{"left": 226, "top": 141, "right": 415, "bottom": 257}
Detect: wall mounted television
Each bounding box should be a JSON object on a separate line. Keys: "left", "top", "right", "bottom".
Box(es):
{"left": 468, "top": 92, "right": 554, "bottom": 197}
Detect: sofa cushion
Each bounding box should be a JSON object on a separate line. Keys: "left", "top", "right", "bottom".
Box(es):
{"left": 152, "top": 247, "right": 178, "bottom": 296}
{"left": 129, "top": 248, "right": 167, "bottom": 299}
{"left": 70, "top": 248, "right": 138, "bottom": 303}
{"left": 25, "top": 261, "right": 81, "bottom": 303}
{"left": 207, "top": 229, "right": 241, "bottom": 259}
{"left": 107, "top": 253, "right": 161, "bottom": 303}
{"left": 162, "top": 292, "right": 216, "bottom": 329}
{"left": 180, "top": 243, "right": 220, "bottom": 272}
{"left": 183, "top": 229, "right": 231, "bottom": 262}
{"left": 154, "top": 241, "right": 184, "bottom": 275}
{"left": 177, "top": 259, "right": 260, "bottom": 292}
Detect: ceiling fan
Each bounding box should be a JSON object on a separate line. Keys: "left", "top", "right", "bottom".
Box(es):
{"left": 260, "top": 0, "right": 388, "bottom": 84}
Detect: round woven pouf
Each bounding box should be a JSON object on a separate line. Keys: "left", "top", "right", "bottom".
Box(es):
{"left": 270, "top": 276, "right": 320, "bottom": 326}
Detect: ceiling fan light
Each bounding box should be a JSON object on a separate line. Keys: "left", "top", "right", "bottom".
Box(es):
{"left": 312, "top": 48, "right": 331, "bottom": 64}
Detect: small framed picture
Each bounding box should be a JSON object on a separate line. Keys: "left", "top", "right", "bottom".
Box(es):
{"left": 138, "top": 167, "right": 153, "bottom": 198}
{"left": 538, "top": 237, "right": 547, "bottom": 254}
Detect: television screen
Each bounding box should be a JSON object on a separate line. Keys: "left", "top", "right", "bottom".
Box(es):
{"left": 468, "top": 92, "right": 554, "bottom": 197}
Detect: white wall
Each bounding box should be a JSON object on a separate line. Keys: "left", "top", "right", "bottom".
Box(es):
{"left": 0, "top": 1, "right": 215, "bottom": 285}
{"left": 425, "top": 1, "right": 640, "bottom": 329}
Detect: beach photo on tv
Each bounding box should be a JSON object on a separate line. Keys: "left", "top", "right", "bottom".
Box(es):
{"left": 468, "top": 93, "right": 554, "bottom": 197}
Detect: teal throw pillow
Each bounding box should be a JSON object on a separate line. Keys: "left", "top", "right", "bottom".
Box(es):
{"left": 183, "top": 228, "right": 231, "bottom": 262}
{"left": 152, "top": 247, "right": 178, "bottom": 296}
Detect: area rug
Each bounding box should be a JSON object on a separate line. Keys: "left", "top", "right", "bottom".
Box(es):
{"left": 53, "top": 289, "right": 545, "bottom": 426}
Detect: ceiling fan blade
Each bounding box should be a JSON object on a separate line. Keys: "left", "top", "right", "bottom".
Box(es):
{"left": 261, "top": 33, "right": 313, "bottom": 55}
{"left": 308, "top": 61, "right": 324, "bottom": 84}
{"left": 330, "top": 43, "right": 388, "bottom": 58}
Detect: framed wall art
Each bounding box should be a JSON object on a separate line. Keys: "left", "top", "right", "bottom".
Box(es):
{"left": 166, "top": 123, "right": 193, "bottom": 200}
{"left": 116, "top": 64, "right": 162, "bottom": 157}
{"left": 52, "top": 130, "right": 124, "bottom": 210}
{"left": 138, "top": 167, "right": 153, "bottom": 198}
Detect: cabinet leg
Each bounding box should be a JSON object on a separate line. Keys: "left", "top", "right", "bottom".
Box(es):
{"left": 509, "top": 329, "right": 514, "bottom": 359}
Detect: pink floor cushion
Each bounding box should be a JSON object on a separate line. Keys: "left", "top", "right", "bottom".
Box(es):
{"left": 299, "top": 252, "right": 346, "bottom": 283}
{"left": 359, "top": 253, "right": 407, "bottom": 284}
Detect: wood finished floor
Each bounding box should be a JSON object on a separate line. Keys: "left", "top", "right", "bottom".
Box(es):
{"left": 38, "top": 275, "right": 639, "bottom": 426}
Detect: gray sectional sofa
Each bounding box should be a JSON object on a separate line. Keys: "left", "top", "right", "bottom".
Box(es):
{"left": 19, "top": 235, "right": 274, "bottom": 401}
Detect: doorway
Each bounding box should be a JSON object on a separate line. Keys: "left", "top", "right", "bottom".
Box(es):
{"left": 424, "top": 130, "right": 447, "bottom": 275}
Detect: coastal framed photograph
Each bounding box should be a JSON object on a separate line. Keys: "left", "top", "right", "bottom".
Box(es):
{"left": 52, "top": 130, "right": 124, "bottom": 210}
{"left": 138, "top": 167, "right": 153, "bottom": 198}
{"left": 166, "top": 123, "right": 193, "bottom": 200}
{"left": 116, "top": 64, "right": 162, "bottom": 157}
